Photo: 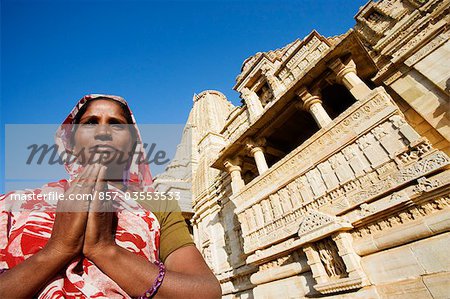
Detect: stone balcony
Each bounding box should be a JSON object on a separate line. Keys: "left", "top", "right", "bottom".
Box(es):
{"left": 231, "top": 87, "right": 450, "bottom": 256}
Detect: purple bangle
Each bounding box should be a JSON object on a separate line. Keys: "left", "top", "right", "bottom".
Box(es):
{"left": 138, "top": 260, "right": 166, "bottom": 299}
{"left": 0, "top": 268, "right": 7, "bottom": 274}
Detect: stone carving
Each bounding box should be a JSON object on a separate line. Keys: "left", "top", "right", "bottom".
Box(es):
{"left": 269, "top": 193, "right": 284, "bottom": 219}
{"left": 396, "top": 151, "right": 449, "bottom": 183}
{"left": 306, "top": 168, "right": 327, "bottom": 197}
{"left": 260, "top": 199, "right": 273, "bottom": 224}
{"left": 317, "top": 161, "right": 340, "bottom": 190}
{"left": 278, "top": 188, "right": 293, "bottom": 214}
{"left": 315, "top": 238, "right": 347, "bottom": 279}
{"left": 376, "top": 0, "right": 408, "bottom": 19}
{"left": 258, "top": 251, "right": 300, "bottom": 272}
{"left": 413, "top": 176, "right": 441, "bottom": 193}
{"left": 240, "top": 53, "right": 262, "bottom": 78}
{"left": 405, "top": 31, "right": 450, "bottom": 66}
{"left": 342, "top": 144, "right": 371, "bottom": 177}
{"left": 365, "top": 10, "right": 391, "bottom": 34}
{"left": 258, "top": 85, "right": 273, "bottom": 107}
{"left": 298, "top": 211, "right": 335, "bottom": 236}
{"left": 352, "top": 195, "right": 450, "bottom": 239}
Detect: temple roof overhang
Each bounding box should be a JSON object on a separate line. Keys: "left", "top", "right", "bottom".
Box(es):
{"left": 212, "top": 29, "right": 378, "bottom": 171}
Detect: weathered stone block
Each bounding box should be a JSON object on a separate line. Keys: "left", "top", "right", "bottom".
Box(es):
{"left": 409, "top": 232, "right": 450, "bottom": 274}
{"left": 375, "top": 277, "right": 432, "bottom": 299}
{"left": 361, "top": 245, "right": 425, "bottom": 284}
{"left": 422, "top": 272, "right": 450, "bottom": 299}
{"left": 252, "top": 274, "right": 316, "bottom": 299}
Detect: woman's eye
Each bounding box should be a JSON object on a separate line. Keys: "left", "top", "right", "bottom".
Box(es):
{"left": 82, "top": 120, "right": 97, "bottom": 126}
{"left": 110, "top": 122, "right": 125, "bottom": 129}
{"left": 111, "top": 124, "right": 121, "bottom": 128}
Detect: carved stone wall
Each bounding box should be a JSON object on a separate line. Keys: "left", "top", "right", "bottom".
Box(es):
{"left": 157, "top": 1, "right": 450, "bottom": 298}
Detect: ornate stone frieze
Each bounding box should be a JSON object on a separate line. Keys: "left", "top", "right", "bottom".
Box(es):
{"left": 374, "top": 10, "right": 422, "bottom": 53}
{"left": 347, "top": 150, "right": 449, "bottom": 207}
{"left": 352, "top": 193, "right": 450, "bottom": 240}
{"left": 297, "top": 211, "right": 352, "bottom": 245}
{"left": 240, "top": 144, "right": 448, "bottom": 253}
{"left": 224, "top": 108, "right": 251, "bottom": 143}
{"left": 404, "top": 30, "right": 450, "bottom": 66}
{"left": 314, "top": 276, "right": 369, "bottom": 294}
{"left": 413, "top": 176, "right": 441, "bottom": 193}
{"left": 391, "top": 19, "right": 447, "bottom": 63}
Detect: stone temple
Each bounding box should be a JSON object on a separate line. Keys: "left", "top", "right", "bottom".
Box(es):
{"left": 154, "top": 0, "right": 450, "bottom": 297}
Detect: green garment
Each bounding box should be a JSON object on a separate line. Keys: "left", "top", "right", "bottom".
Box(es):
{"left": 140, "top": 198, "right": 194, "bottom": 263}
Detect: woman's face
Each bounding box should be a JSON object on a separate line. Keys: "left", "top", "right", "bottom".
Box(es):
{"left": 72, "top": 99, "right": 134, "bottom": 172}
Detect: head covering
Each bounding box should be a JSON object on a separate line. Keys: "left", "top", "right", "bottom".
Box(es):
{"left": 55, "top": 94, "right": 154, "bottom": 192}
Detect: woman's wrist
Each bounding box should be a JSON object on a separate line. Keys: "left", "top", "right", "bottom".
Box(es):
{"left": 40, "top": 243, "right": 78, "bottom": 265}
{"left": 85, "top": 243, "right": 120, "bottom": 264}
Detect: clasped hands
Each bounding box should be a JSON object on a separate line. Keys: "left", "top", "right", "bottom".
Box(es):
{"left": 46, "top": 163, "right": 118, "bottom": 262}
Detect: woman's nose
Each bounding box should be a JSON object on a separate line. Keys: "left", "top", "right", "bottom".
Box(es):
{"left": 94, "top": 124, "right": 112, "bottom": 140}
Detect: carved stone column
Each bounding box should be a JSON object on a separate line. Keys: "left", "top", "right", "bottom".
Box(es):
{"left": 224, "top": 157, "right": 245, "bottom": 195}
{"left": 328, "top": 58, "right": 371, "bottom": 100}
{"left": 241, "top": 87, "right": 264, "bottom": 122}
{"left": 296, "top": 87, "right": 332, "bottom": 128}
{"left": 261, "top": 64, "right": 286, "bottom": 98}
{"left": 303, "top": 244, "right": 329, "bottom": 284}
{"left": 246, "top": 138, "right": 269, "bottom": 175}
{"left": 332, "top": 232, "right": 367, "bottom": 280}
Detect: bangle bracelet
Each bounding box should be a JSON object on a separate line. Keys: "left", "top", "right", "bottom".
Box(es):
{"left": 0, "top": 268, "right": 7, "bottom": 274}
{"left": 138, "top": 260, "right": 166, "bottom": 298}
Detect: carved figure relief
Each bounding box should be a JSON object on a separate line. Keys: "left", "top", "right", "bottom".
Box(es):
{"left": 315, "top": 238, "right": 347, "bottom": 279}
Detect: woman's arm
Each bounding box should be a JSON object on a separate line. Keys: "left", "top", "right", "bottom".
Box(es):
{"left": 0, "top": 246, "right": 74, "bottom": 299}
{"left": 88, "top": 244, "right": 222, "bottom": 299}
{"left": 0, "top": 164, "right": 102, "bottom": 299}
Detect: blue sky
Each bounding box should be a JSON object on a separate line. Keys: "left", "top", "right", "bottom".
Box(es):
{"left": 1, "top": 0, "right": 367, "bottom": 193}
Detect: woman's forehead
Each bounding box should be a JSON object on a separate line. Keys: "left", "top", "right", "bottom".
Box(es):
{"left": 82, "top": 99, "right": 127, "bottom": 119}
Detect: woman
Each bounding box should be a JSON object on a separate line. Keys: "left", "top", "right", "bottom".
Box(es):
{"left": 0, "top": 94, "right": 221, "bottom": 298}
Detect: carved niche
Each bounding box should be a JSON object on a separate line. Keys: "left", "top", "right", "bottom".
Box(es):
{"left": 298, "top": 211, "right": 369, "bottom": 294}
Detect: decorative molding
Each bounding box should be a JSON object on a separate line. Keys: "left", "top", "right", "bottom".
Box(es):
{"left": 404, "top": 30, "right": 450, "bottom": 66}
{"left": 314, "top": 276, "right": 369, "bottom": 294}
{"left": 352, "top": 195, "right": 450, "bottom": 239}
{"left": 297, "top": 211, "right": 352, "bottom": 245}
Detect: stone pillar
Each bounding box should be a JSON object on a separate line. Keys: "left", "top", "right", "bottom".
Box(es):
{"left": 246, "top": 138, "right": 269, "bottom": 175}
{"left": 241, "top": 87, "right": 264, "bottom": 122}
{"left": 332, "top": 232, "right": 367, "bottom": 280}
{"left": 224, "top": 157, "right": 245, "bottom": 195}
{"left": 296, "top": 87, "right": 332, "bottom": 128}
{"left": 261, "top": 64, "right": 286, "bottom": 98}
{"left": 328, "top": 58, "right": 371, "bottom": 100}
{"left": 303, "top": 244, "right": 328, "bottom": 284}
{"left": 209, "top": 205, "right": 231, "bottom": 272}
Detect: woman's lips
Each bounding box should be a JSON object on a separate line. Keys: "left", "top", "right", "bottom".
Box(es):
{"left": 90, "top": 145, "right": 119, "bottom": 152}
